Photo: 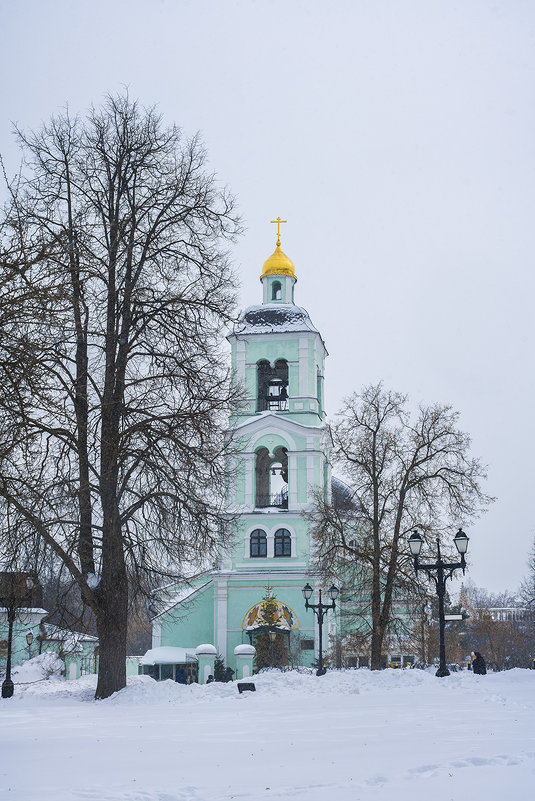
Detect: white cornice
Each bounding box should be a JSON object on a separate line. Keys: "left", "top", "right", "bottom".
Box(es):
{"left": 228, "top": 411, "right": 328, "bottom": 436}
{"left": 228, "top": 328, "right": 328, "bottom": 356}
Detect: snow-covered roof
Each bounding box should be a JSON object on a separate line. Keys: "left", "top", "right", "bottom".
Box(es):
{"left": 232, "top": 304, "right": 320, "bottom": 336}
{"left": 331, "top": 477, "right": 355, "bottom": 506}
{"left": 140, "top": 646, "right": 198, "bottom": 665}
{"left": 0, "top": 607, "right": 48, "bottom": 616}
{"left": 40, "top": 622, "right": 98, "bottom": 654}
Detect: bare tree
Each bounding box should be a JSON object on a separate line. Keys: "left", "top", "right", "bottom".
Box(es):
{"left": 0, "top": 94, "right": 240, "bottom": 697}
{"left": 461, "top": 584, "right": 535, "bottom": 669}
{"left": 309, "top": 384, "right": 492, "bottom": 670}
{"left": 520, "top": 533, "right": 535, "bottom": 607}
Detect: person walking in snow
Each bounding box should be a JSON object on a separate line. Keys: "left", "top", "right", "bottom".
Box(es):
{"left": 175, "top": 667, "right": 187, "bottom": 684}
{"left": 223, "top": 667, "right": 234, "bottom": 682}
{"left": 471, "top": 651, "right": 487, "bottom": 675}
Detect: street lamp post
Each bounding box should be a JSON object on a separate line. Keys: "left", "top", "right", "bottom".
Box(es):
{"left": 26, "top": 630, "right": 34, "bottom": 660}
{"left": 1, "top": 573, "right": 36, "bottom": 699}
{"left": 302, "top": 583, "right": 339, "bottom": 676}
{"left": 408, "top": 528, "right": 469, "bottom": 678}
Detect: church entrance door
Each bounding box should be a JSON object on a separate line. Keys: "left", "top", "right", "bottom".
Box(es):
{"left": 253, "top": 630, "right": 290, "bottom": 670}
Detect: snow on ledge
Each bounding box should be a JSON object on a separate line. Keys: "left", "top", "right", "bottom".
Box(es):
{"left": 195, "top": 644, "right": 217, "bottom": 656}
{"left": 140, "top": 646, "right": 198, "bottom": 665}
{"left": 234, "top": 644, "right": 256, "bottom": 656}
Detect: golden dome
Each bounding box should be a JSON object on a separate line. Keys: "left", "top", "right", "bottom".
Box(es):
{"left": 260, "top": 243, "right": 296, "bottom": 280}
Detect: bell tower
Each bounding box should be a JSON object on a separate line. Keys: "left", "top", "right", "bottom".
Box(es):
{"left": 212, "top": 222, "right": 332, "bottom": 662}
{"left": 151, "top": 222, "right": 336, "bottom": 674}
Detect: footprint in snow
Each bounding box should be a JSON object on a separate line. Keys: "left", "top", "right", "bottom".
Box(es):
{"left": 408, "top": 763, "right": 439, "bottom": 777}
{"left": 365, "top": 775, "right": 389, "bottom": 786}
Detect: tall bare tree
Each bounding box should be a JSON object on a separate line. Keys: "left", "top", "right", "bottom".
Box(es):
{"left": 0, "top": 95, "right": 240, "bottom": 697}
{"left": 310, "top": 384, "right": 492, "bottom": 670}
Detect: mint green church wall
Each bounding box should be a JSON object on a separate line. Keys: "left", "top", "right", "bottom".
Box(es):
{"left": 229, "top": 514, "right": 311, "bottom": 567}
{"left": 251, "top": 432, "right": 299, "bottom": 452}
{"left": 235, "top": 457, "right": 246, "bottom": 506}
{"left": 245, "top": 338, "right": 300, "bottom": 367}
{"left": 244, "top": 365, "right": 256, "bottom": 399}
{"left": 239, "top": 429, "right": 309, "bottom": 453}
{"left": 160, "top": 583, "right": 215, "bottom": 648}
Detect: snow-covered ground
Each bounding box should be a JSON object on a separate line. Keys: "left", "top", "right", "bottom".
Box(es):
{"left": 1, "top": 664, "right": 533, "bottom": 800}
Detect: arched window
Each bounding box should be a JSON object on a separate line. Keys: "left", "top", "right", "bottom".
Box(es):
{"left": 250, "top": 529, "right": 267, "bottom": 557}
{"left": 274, "top": 528, "right": 292, "bottom": 557}
{"left": 271, "top": 281, "right": 282, "bottom": 300}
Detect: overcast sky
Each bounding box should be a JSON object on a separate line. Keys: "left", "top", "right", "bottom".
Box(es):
{"left": 1, "top": 0, "right": 534, "bottom": 594}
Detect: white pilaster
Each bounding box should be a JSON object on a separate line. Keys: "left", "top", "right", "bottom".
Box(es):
{"left": 215, "top": 578, "right": 229, "bottom": 661}
{"left": 236, "top": 339, "right": 246, "bottom": 384}
{"left": 306, "top": 452, "right": 315, "bottom": 506}
{"left": 152, "top": 621, "right": 162, "bottom": 649}
{"left": 288, "top": 452, "right": 298, "bottom": 509}
{"left": 284, "top": 275, "right": 295, "bottom": 303}
{"left": 299, "top": 336, "right": 309, "bottom": 397}
{"left": 244, "top": 453, "right": 255, "bottom": 508}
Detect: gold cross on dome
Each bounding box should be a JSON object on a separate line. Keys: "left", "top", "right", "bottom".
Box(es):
{"left": 270, "top": 217, "right": 287, "bottom": 246}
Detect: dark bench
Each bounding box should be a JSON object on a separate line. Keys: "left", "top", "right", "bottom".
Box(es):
{"left": 237, "top": 682, "right": 256, "bottom": 693}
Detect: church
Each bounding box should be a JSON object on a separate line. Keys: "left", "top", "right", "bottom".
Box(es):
{"left": 144, "top": 221, "right": 342, "bottom": 681}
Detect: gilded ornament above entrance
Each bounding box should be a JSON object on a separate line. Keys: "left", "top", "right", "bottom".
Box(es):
{"left": 242, "top": 599, "right": 299, "bottom": 631}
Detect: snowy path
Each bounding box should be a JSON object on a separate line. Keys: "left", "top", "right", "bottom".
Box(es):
{"left": 0, "top": 668, "right": 533, "bottom": 800}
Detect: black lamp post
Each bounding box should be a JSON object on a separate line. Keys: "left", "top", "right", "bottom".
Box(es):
{"left": 408, "top": 528, "right": 469, "bottom": 678}
{"left": 26, "top": 630, "right": 34, "bottom": 660}
{"left": 302, "top": 583, "right": 339, "bottom": 676}
{"left": 1, "top": 572, "right": 36, "bottom": 699}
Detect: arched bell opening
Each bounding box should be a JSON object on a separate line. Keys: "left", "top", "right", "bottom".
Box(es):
{"left": 256, "top": 359, "right": 289, "bottom": 412}
{"left": 255, "top": 446, "right": 288, "bottom": 508}
{"left": 271, "top": 280, "right": 282, "bottom": 301}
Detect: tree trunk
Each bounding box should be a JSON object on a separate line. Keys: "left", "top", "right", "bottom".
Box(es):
{"left": 370, "top": 627, "right": 384, "bottom": 670}
{"left": 95, "top": 588, "right": 127, "bottom": 699}
{"left": 94, "top": 514, "right": 128, "bottom": 699}
{"left": 95, "top": 452, "right": 127, "bottom": 698}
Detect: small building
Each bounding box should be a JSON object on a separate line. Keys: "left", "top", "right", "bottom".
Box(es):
{"left": 139, "top": 646, "right": 198, "bottom": 683}
{"left": 486, "top": 607, "right": 535, "bottom": 623}
{"left": 39, "top": 621, "right": 99, "bottom": 680}
{"left": 0, "top": 606, "right": 98, "bottom": 680}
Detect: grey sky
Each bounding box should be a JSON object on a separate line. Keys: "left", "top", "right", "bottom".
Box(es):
{"left": 1, "top": 0, "right": 534, "bottom": 593}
